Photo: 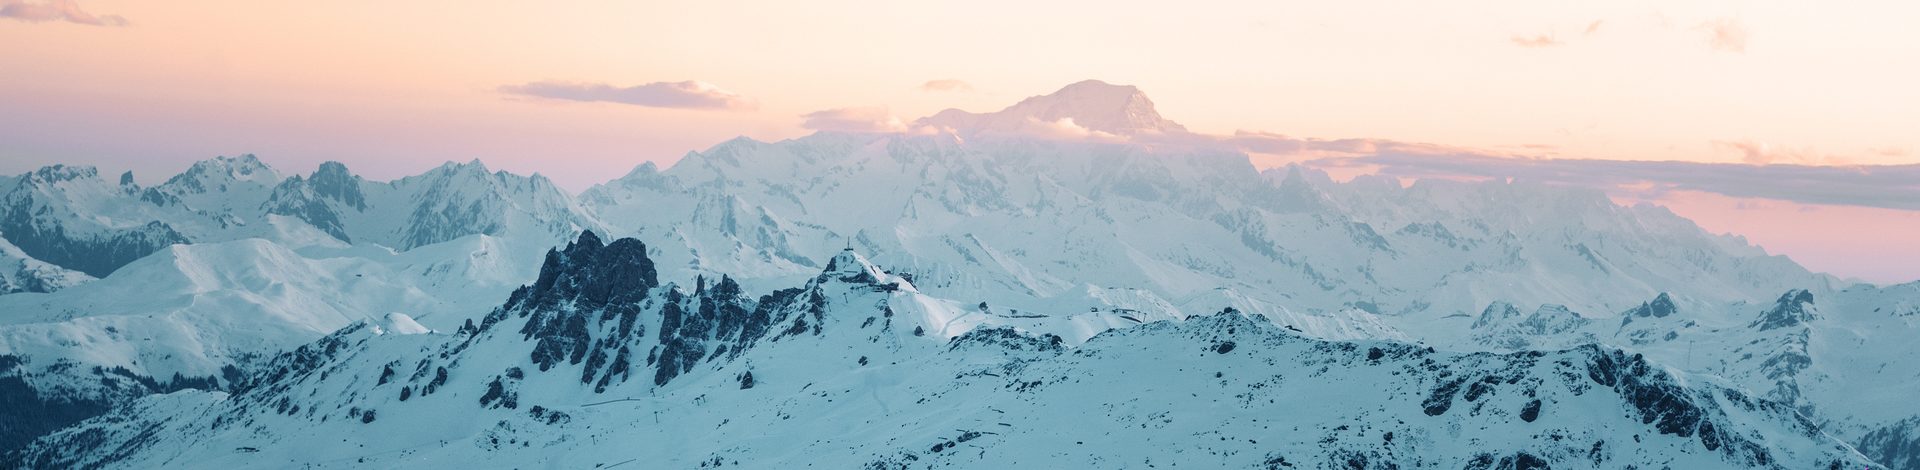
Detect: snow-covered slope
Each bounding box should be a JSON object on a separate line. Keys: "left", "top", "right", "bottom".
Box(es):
{"left": 0, "top": 235, "right": 93, "bottom": 294}
{"left": 582, "top": 132, "right": 1833, "bottom": 333}
{"left": 1394, "top": 284, "right": 1920, "bottom": 468}
{"left": 0, "top": 234, "right": 555, "bottom": 452}
{"left": 5, "top": 233, "right": 1877, "bottom": 469}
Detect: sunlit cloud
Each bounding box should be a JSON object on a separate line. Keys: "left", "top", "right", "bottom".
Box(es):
{"left": 0, "top": 0, "right": 127, "bottom": 26}
{"left": 1511, "top": 34, "right": 1563, "bottom": 48}
{"left": 920, "top": 79, "right": 974, "bottom": 92}
{"left": 1698, "top": 17, "right": 1748, "bottom": 53}
{"left": 799, "top": 107, "right": 913, "bottom": 133}
{"left": 1021, "top": 117, "right": 1125, "bottom": 142}
{"left": 499, "top": 80, "right": 757, "bottom": 110}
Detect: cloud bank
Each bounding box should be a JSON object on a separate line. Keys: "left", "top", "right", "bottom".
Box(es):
{"left": 0, "top": 0, "right": 127, "bottom": 26}
{"left": 799, "top": 107, "right": 913, "bottom": 133}
{"left": 500, "top": 80, "right": 756, "bottom": 110}
{"left": 1312, "top": 152, "right": 1920, "bottom": 211}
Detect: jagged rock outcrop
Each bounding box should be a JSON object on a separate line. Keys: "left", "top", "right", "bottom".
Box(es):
{"left": 265, "top": 161, "right": 367, "bottom": 243}
{"left": 1752, "top": 289, "right": 1818, "bottom": 331}
{"left": 493, "top": 231, "right": 656, "bottom": 379}
{"left": 1624, "top": 292, "right": 1677, "bottom": 320}
{"left": 1858, "top": 417, "right": 1920, "bottom": 470}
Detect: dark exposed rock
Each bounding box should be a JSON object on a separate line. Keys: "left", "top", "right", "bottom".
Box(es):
{"left": 0, "top": 165, "right": 196, "bottom": 277}
{"left": 265, "top": 175, "right": 354, "bottom": 243}
{"left": 1751, "top": 290, "right": 1816, "bottom": 331}
{"left": 508, "top": 231, "right": 656, "bottom": 373}
{"left": 1857, "top": 417, "right": 1920, "bottom": 470}
{"left": 1424, "top": 378, "right": 1465, "bottom": 416}
{"left": 0, "top": 214, "right": 186, "bottom": 279}
{"left": 1463, "top": 452, "right": 1550, "bottom": 470}
{"left": 1627, "top": 293, "right": 1676, "bottom": 318}
{"left": 1577, "top": 346, "right": 1789, "bottom": 466}
{"left": 308, "top": 162, "right": 368, "bottom": 211}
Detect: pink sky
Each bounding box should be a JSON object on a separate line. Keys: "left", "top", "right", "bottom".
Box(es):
{"left": 1, "top": 0, "right": 1915, "bottom": 283}
{"left": 1643, "top": 191, "right": 1920, "bottom": 284}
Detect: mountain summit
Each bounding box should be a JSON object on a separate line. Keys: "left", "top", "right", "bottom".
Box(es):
{"left": 915, "top": 79, "right": 1188, "bottom": 137}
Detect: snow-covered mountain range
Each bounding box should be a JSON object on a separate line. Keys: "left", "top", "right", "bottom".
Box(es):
{"left": 4, "top": 233, "right": 1881, "bottom": 469}
{"left": 1, "top": 80, "right": 1915, "bottom": 468}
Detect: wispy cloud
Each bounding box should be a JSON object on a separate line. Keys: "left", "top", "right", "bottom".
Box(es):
{"left": 1870, "top": 146, "right": 1912, "bottom": 158}
{"left": 1698, "top": 17, "right": 1748, "bottom": 53}
{"left": 1711, "top": 139, "right": 1851, "bottom": 165}
{"left": 1227, "top": 130, "right": 1471, "bottom": 159}
{"left": 1309, "top": 152, "right": 1920, "bottom": 211}
{"left": 499, "top": 80, "right": 756, "bottom": 110}
{"left": 1583, "top": 20, "right": 1605, "bottom": 36}
{"left": 920, "top": 79, "right": 974, "bottom": 92}
{"left": 0, "top": 0, "right": 127, "bottom": 26}
{"left": 1233, "top": 130, "right": 1917, "bottom": 212}
{"left": 1511, "top": 34, "right": 1563, "bottom": 48}
{"left": 799, "top": 107, "right": 913, "bottom": 133}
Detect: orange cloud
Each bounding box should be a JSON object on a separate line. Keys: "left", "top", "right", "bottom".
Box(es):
{"left": 1698, "top": 18, "right": 1748, "bottom": 53}
{"left": 1510, "top": 34, "right": 1562, "bottom": 48}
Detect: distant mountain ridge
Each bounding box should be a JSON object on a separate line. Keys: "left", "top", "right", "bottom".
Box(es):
{"left": 0, "top": 156, "right": 604, "bottom": 282}
{"left": 915, "top": 79, "right": 1190, "bottom": 137}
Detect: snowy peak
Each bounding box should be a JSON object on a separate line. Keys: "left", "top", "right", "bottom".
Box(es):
{"left": 264, "top": 161, "right": 368, "bottom": 243}
{"left": 1472, "top": 301, "right": 1523, "bottom": 329}
{"left": 307, "top": 161, "right": 368, "bottom": 210}
{"left": 1471, "top": 302, "right": 1597, "bottom": 350}
{"left": 157, "top": 154, "right": 281, "bottom": 196}
{"left": 820, "top": 247, "right": 886, "bottom": 283}
{"left": 390, "top": 159, "right": 597, "bottom": 250}
{"left": 914, "top": 79, "right": 1188, "bottom": 137}
{"left": 20, "top": 164, "right": 101, "bottom": 185}
{"left": 1751, "top": 289, "right": 1817, "bottom": 331}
